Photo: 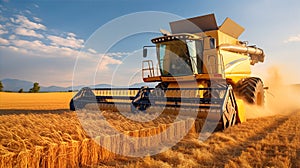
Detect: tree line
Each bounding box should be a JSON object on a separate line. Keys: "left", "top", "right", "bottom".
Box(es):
{"left": 0, "top": 81, "right": 40, "bottom": 93}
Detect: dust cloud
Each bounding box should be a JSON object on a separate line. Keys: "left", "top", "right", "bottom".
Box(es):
{"left": 245, "top": 66, "right": 300, "bottom": 119}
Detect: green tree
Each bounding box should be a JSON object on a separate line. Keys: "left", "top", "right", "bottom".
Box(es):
{"left": 29, "top": 82, "right": 40, "bottom": 93}
{"left": 18, "top": 88, "right": 24, "bottom": 93}
{"left": 0, "top": 81, "right": 3, "bottom": 92}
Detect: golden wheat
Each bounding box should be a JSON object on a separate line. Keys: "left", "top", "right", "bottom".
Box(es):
{"left": 0, "top": 92, "right": 196, "bottom": 167}
{"left": 1, "top": 92, "right": 299, "bottom": 167}
{"left": 0, "top": 92, "right": 73, "bottom": 110}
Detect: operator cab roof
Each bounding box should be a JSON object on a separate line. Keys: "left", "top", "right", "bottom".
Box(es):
{"left": 151, "top": 33, "right": 201, "bottom": 43}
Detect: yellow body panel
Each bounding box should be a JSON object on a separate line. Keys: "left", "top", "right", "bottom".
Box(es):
{"left": 193, "top": 30, "right": 252, "bottom": 85}
{"left": 221, "top": 50, "right": 251, "bottom": 84}
{"left": 236, "top": 99, "right": 246, "bottom": 123}
{"left": 204, "top": 30, "right": 240, "bottom": 46}
{"left": 205, "top": 30, "right": 251, "bottom": 84}
{"left": 164, "top": 80, "right": 211, "bottom": 99}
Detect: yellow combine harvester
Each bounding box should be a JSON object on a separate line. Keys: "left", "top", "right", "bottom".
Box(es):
{"left": 70, "top": 14, "right": 265, "bottom": 129}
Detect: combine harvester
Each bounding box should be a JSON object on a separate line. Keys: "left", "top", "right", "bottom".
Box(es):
{"left": 70, "top": 14, "right": 266, "bottom": 130}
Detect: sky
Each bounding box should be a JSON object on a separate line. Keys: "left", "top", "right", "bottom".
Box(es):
{"left": 0, "top": 0, "right": 300, "bottom": 87}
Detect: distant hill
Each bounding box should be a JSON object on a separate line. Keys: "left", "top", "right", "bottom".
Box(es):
{"left": 1, "top": 78, "right": 34, "bottom": 92}
{"left": 2, "top": 78, "right": 298, "bottom": 92}
{"left": 40, "top": 85, "right": 67, "bottom": 92}
{"left": 129, "top": 82, "right": 158, "bottom": 88}
{"left": 0, "top": 78, "right": 158, "bottom": 92}
{"left": 94, "top": 84, "right": 115, "bottom": 88}
{"left": 1, "top": 78, "right": 68, "bottom": 92}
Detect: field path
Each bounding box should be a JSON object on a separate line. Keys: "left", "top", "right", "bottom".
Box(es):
{"left": 224, "top": 110, "right": 300, "bottom": 167}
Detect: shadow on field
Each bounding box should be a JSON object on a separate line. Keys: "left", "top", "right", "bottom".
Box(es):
{"left": 0, "top": 109, "right": 71, "bottom": 115}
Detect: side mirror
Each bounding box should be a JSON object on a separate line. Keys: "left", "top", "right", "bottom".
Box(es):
{"left": 143, "top": 48, "right": 147, "bottom": 58}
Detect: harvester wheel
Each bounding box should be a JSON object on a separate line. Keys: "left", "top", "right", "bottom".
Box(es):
{"left": 209, "top": 84, "right": 237, "bottom": 129}
{"left": 222, "top": 96, "right": 237, "bottom": 129}
{"left": 235, "top": 77, "right": 264, "bottom": 106}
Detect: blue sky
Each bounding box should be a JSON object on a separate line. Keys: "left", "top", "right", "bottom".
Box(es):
{"left": 0, "top": 0, "right": 300, "bottom": 87}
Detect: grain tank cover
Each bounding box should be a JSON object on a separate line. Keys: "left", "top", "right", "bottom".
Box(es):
{"left": 170, "top": 13, "right": 218, "bottom": 34}
{"left": 219, "top": 17, "right": 245, "bottom": 38}
{"left": 170, "top": 14, "right": 245, "bottom": 38}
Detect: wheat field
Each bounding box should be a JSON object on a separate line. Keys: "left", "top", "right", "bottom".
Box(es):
{"left": 0, "top": 92, "right": 73, "bottom": 110}
{"left": 0, "top": 92, "right": 193, "bottom": 167}
{"left": 0, "top": 92, "right": 300, "bottom": 167}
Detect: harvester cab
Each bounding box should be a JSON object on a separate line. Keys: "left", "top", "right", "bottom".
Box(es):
{"left": 70, "top": 14, "right": 266, "bottom": 130}
{"left": 143, "top": 34, "right": 223, "bottom": 80}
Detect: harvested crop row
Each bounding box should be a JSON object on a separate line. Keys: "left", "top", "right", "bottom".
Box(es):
{"left": 0, "top": 112, "right": 86, "bottom": 153}
{"left": 106, "top": 111, "right": 300, "bottom": 168}
{"left": 0, "top": 110, "right": 198, "bottom": 167}
{"left": 77, "top": 110, "right": 192, "bottom": 135}
{"left": 0, "top": 139, "right": 112, "bottom": 168}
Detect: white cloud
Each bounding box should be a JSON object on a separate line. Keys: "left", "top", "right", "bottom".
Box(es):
{"left": 0, "top": 29, "right": 8, "bottom": 35}
{"left": 68, "top": 32, "right": 76, "bottom": 37}
{"left": 0, "top": 10, "right": 123, "bottom": 72}
{"left": 88, "top": 48, "right": 97, "bottom": 54}
{"left": 0, "top": 15, "right": 7, "bottom": 21}
{"left": 284, "top": 34, "right": 300, "bottom": 43}
{"left": 98, "top": 55, "right": 122, "bottom": 70}
{"left": 10, "top": 39, "right": 79, "bottom": 58}
{"left": 47, "top": 34, "right": 84, "bottom": 49}
{"left": 5, "top": 22, "right": 13, "bottom": 27}
{"left": 0, "top": 24, "right": 8, "bottom": 34}
{"left": 3, "top": 38, "right": 123, "bottom": 70}
{"left": 33, "top": 16, "right": 42, "bottom": 22}
{"left": 12, "top": 39, "right": 43, "bottom": 49}
{"left": 0, "top": 45, "right": 28, "bottom": 54}
{"left": 33, "top": 4, "right": 39, "bottom": 8}
{"left": 14, "top": 27, "right": 44, "bottom": 38}
{"left": 9, "top": 17, "right": 15, "bottom": 23}
{"left": 9, "top": 35, "right": 16, "bottom": 40}
{"left": 12, "top": 15, "right": 46, "bottom": 30}
{"left": 0, "top": 6, "right": 126, "bottom": 86}
{"left": 106, "top": 51, "right": 133, "bottom": 57}
{"left": 24, "top": 10, "right": 31, "bottom": 14}
{"left": 0, "top": 38, "right": 9, "bottom": 45}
